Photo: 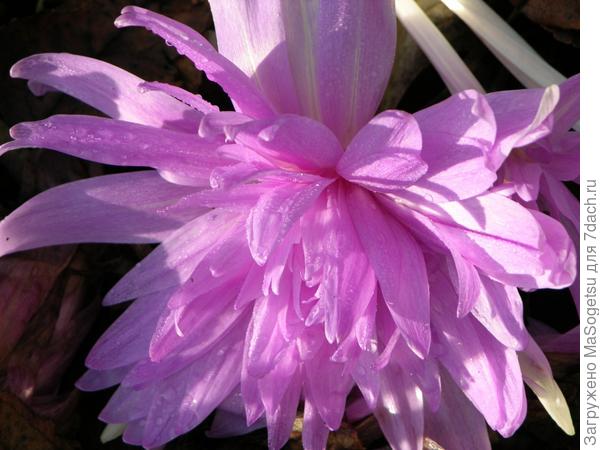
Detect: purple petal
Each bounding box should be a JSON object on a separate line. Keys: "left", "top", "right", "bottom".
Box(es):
{"left": 207, "top": 0, "right": 301, "bottom": 115}
{"left": 302, "top": 396, "right": 330, "bottom": 450}
{"left": 471, "top": 275, "right": 527, "bottom": 350}
{"left": 10, "top": 53, "right": 202, "bottom": 132}
{"left": 553, "top": 74, "right": 580, "bottom": 134}
{"left": 430, "top": 192, "right": 549, "bottom": 286}
{"left": 76, "top": 366, "right": 132, "bottom": 392}
{"left": 141, "top": 328, "right": 244, "bottom": 448}
{"left": 347, "top": 186, "right": 431, "bottom": 358}
{"left": 138, "top": 81, "right": 218, "bottom": 114}
{"left": 409, "top": 90, "right": 497, "bottom": 201}
{"left": 247, "top": 176, "right": 333, "bottom": 264}
{"left": 226, "top": 114, "right": 343, "bottom": 172}
{"left": 1, "top": 115, "right": 229, "bottom": 186}
{"left": 374, "top": 364, "right": 424, "bottom": 450}
{"left": 431, "top": 273, "right": 526, "bottom": 436}
{"left": 115, "top": 6, "right": 275, "bottom": 119}
{"left": 281, "top": 0, "right": 396, "bottom": 144}
{"left": 337, "top": 110, "right": 428, "bottom": 193}
{"left": 104, "top": 209, "right": 245, "bottom": 304}
{"left": 425, "top": 369, "right": 492, "bottom": 450}
{"left": 265, "top": 367, "right": 302, "bottom": 450}
{"left": 86, "top": 291, "right": 171, "bottom": 370}
{"left": 0, "top": 172, "right": 204, "bottom": 257}
{"left": 486, "top": 85, "right": 559, "bottom": 169}
{"left": 304, "top": 344, "right": 353, "bottom": 430}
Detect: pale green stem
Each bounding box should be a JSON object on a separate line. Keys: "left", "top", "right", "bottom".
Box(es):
{"left": 439, "top": 0, "right": 566, "bottom": 88}
{"left": 395, "top": 0, "right": 484, "bottom": 93}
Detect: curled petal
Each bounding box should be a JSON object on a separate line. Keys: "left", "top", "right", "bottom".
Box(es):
{"left": 115, "top": 6, "right": 275, "bottom": 119}
{"left": 10, "top": 53, "right": 202, "bottom": 132}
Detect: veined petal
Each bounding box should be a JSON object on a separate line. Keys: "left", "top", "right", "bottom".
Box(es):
{"left": 281, "top": 0, "right": 396, "bottom": 144}
{"left": 425, "top": 369, "right": 492, "bottom": 450}
{"left": 104, "top": 209, "right": 244, "bottom": 304}
{"left": 408, "top": 90, "right": 497, "bottom": 201}
{"left": 208, "top": 0, "right": 301, "bottom": 115}
{"left": 247, "top": 176, "right": 333, "bottom": 265}
{"left": 337, "top": 110, "right": 427, "bottom": 193}
{"left": 486, "top": 85, "right": 559, "bottom": 169}
{"left": 374, "top": 363, "right": 424, "bottom": 450}
{"left": 86, "top": 291, "right": 171, "bottom": 370}
{"left": 140, "top": 326, "right": 244, "bottom": 448}
{"left": 226, "top": 114, "right": 343, "bottom": 172}
{"left": 137, "top": 81, "right": 218, "bottom": 114}
{"left": 10, "top": 53, "right": 202, "bottom": 132}
{"left": 439, "top": 0, "right": 566, "bottom": 88}
{"left": 304, "top": 345, "right": 353, "bottom": 430}
{"left": 0, "top": 171, "right": 205, "bottom": 257}
{"left": 471, "top": 275, "right": 526, "bottom": 350}
{"left": 347, "top": 186, "right": 431, "bottom": 358}
{"left": 302, "top": 396, "right": 330, "bottom": 450}
{"left": 115, "top": 6, "right": 275, "bottom": 119}
{"left": 431, "top": 272, "right": 527, "bottom": 436}
{"left": 0, "top": 115, "right": 229, "bottom": 186}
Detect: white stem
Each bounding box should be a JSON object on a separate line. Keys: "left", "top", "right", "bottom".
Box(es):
{"left": 395, "top": 0, "right": 484, "bottom": 93}
{"left": 440, "top": 0, "right": 566, "bottom": 88}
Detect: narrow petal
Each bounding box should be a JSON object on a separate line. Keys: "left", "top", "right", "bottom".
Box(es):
{"left": 408, "top": 90, "right": 497, "bottom": 201}
{"left": 347, "top": 186, "right": 431, "bottom": 358}
{"left": 0, "top": 172, "right": 204, "bottom": 257}
{"left": 76, "top": 366, "right": 132, "bottom": 392}
{"left": 141, "top": 328, "right": 244, "bottom": 448}
{"left": 86, "top": 291, "right": 171, "bottom": 370}
{"left": 304, "top": 345, "right": 353, "bottom": 430}
{"left": 138, "top": 81, "right": 218, "bottom": 114}
{"left": 337, "top": 110, "right": 428, "bottom": 193}
{"left": 208, "top": 0, "right": 301, "bottom": 115}
{"left": 10, "top": 53, "right": 202, "bottom": 132}
{"left": 471, "top": 275, "right": 527, "bottom": 350}
{"left": 302, "top": 396, "right": 330, "bottom": 450}
{"left": 374, "top": 364, "right": 424, "bottom": 450}
{"left": 0, "top": 115, "right": 229, "bottom": 186}
{"left": 115, "top": 6, "right": 275, "bottom": 119}
{"left": 431, "top": 272, "right": 527, "bottom": 436}
{"left": 425, "top": 369, "right": 492, "bottom": 450}
{"left": 281, "top": 0, "right": 396, "bottom": 144}
{"left": 265, "top": 368, "right": 302, "bottom": 450}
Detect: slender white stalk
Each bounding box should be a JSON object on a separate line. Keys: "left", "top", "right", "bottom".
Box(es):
{"left": 440, "top": 0, "right": 566, "bottom": 88}
{"left": 395, "top": 0, "right": 484, "bottom": 93}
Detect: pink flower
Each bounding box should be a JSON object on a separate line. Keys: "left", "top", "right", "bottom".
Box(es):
{"left": 0, "top": 4, "right": 577, "bottom": 449}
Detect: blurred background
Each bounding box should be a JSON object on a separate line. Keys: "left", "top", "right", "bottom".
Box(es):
{"left": 0, "top": 0, "right": 580, "bottom": 448}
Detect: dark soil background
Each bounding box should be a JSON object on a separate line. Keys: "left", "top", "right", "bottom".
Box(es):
{"left": 0, "top": 0, "right": 580, "bottom": 449}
